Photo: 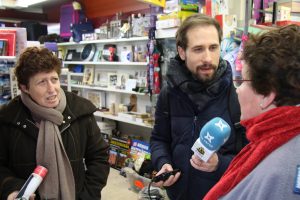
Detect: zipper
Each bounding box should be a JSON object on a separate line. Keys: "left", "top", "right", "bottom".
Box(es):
{"left": 192, "top": 115, "right": 197, "bottom": 137}
{"left": 61, "top": 124, "right": 70, "bottom": 134}
{"left": 26, "top": 118, "right": 70, "bottom": 134}
{"left": 26, "top": 119, "right": 38, "bottom": 128}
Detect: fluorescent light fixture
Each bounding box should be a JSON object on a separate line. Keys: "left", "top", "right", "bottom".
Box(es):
{"left": 16, "top": 0, "right": 49, "bottom": 7}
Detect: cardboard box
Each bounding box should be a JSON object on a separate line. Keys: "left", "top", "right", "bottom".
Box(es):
{"left": 109, "top": 137, "right": 130, "bottom": 169}
{"left": 278, "top": 0, "right": 300, "bottom": 13}
{"left": 137, "top": 0, "right": 166, "bottom": 7}
{"left": 156, "top": 18, "right": 181, "bottom": 29}
{"left": 265, "top": 6, "right": 291, "bottom": 21}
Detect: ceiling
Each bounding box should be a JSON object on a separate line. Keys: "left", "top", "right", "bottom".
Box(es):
{"left": 0, "top": 0, "right": 72, "bottom": 23}
{"left": 27, "top": 0, "right": 70, "bottom": 8}
{"left": 0, "top": 0, "right": 150, "bottom": 25}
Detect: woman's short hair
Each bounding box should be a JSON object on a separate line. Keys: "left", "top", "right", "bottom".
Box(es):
{"left": 243, "top": 24, "right": 300, "bottom": 106}
{"left": 175, "top": 13, "right": 223, "bottom": 51}
{"left": 15, "top": 47, "right": 62, "bottom": 88}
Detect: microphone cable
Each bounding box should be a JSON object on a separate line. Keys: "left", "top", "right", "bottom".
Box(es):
{"left": 147, "top": 179, "right": 163, "bottom": 200}
{"left": 148, "top": 179, "right": 154, "bottom": 200}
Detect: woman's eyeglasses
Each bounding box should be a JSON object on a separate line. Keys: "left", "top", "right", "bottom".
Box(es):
{"left": 233, "top": 78, "right": 252, "bottom": 87}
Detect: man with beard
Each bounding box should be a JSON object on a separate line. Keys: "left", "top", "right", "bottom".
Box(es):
{"left": 150, "top": 14, "right": 246, "bottom": 200}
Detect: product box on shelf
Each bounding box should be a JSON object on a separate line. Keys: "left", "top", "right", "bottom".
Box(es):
{"left": 164, "top": 0, "right": 180, "bottom": 13}
{"left": 137, "top": 0, "right": 166, "bottom": 7}
{"left": 0, "top": 39, "right": 7, "bottom": 56}
{"left": 156, "top": 18, "right": 181, "bottom": 29}
{"left": 82, "top": 32, "right": 97, "bottom": 41}
{"left": 130, "top": 139, "right": 150, "bottom": 161}
{"left": 0, "top": 29, "right": 16, "bottom": 56}
{"left": 157, "top": 10, "right": 195, "bottom": 21}
{"left": 109, "top": 137, "right": 131, "bottom": 169}
{"left": 265, "top": 5, "right": 291, "bottom": 22}
{"left": 156, "top": 28, "right": 177, "bottom": 38}
{"left": 131, "top": 13, "right": 153, "bottom": 37}
{"left": 84, "top": 90, "right": 105, "bottom": 109}
{"left": 82, "top": 65, "right": 94, "bottom": 85}
{"left": 95, "top": 24, "right": 109, "bottom": 39}
{"left": 9, "top": 67, "right": 20, "bottom": 99}
{"left": 116, "top": 72, "right": 129, "bottom": 90}
{"left": 0, "top": 28, "right": 26, "bottom": 57}
{"left": 94, "top": 69, "right": 109, "bottom": 87}
{"left": 133, "top": 44, "right": 147, "bottom": 62}
{"left": 277, "top": 0, "right": 300, "bottom": 13}
{"left": 102, "top": 44, "right": 118, "bottom": 61}
{"left": 135, "top": 70, "right": 147, "bottom": 88}
{"left": 110, "top": 12, "right": 129, "bottom": 39}
{"left": 107, "top": 72, "right": 118, "bottom": 89}
{"left": 119, "top": 45, "right": 133, "bottom": 63}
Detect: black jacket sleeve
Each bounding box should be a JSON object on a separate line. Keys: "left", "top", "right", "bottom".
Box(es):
{"left": 0, "top": 124, "right": 26, "bottom": 200}
{"left": 78, "top": 115, "right": 110, "bottom": 200}
{"left": 150, "top": 86, "right": 173, "bottom": 171}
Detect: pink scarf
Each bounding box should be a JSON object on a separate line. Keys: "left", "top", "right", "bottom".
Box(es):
{"left": 204, "top": 106, "right": 300, "bottom": 200}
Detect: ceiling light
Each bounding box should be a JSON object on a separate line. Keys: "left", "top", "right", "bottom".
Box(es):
{"left": 16, "top": 0, "right": 49, "bottom": 7}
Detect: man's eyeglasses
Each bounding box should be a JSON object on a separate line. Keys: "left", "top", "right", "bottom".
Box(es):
{"left": 233, "top": 78, "right": 252, "bottom": 87}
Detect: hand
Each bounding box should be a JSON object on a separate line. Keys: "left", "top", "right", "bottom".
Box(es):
{"left": 190, "top": 153, "right": 219, "bottom": 172}
{"left": 153, "top": 164, "right": 181, "bottom": 187}
{"left": 7, "top": 191, "right": 18, "bottom": 200}
{"left": 7, "top": 191, "right": 36, "bottom": 200}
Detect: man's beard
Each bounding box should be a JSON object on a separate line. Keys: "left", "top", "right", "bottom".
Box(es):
{"left": 187, "top": 61, "right": 218, "bottom": 83}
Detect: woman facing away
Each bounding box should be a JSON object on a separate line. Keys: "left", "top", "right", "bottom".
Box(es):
{"left": 0, "top": 47, "right": 110, "bottom": 200}
{"left": 204, "top": 24, "right": 300, "bottom": 200}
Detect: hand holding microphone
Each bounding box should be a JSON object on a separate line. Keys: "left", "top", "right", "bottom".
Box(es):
{"left": 190, "top": 152, "right": 219, "bottom": 172}
{"left": 14, "top": 165, "right": 48, "bottom": 200}
{"left": 191, "top": 117, "right": 231, "bottom": 163}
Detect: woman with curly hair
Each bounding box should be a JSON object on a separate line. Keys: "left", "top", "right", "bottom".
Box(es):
{"left": 205, "top": 24, "right": 300, "bottom": 200}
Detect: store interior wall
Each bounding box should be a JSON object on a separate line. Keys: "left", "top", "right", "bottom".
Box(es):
{"left": 228, "top": 0, "right": 246, "bottom": 27}
{"left": 0, "top": 0, "right": 247, "bottom": 29}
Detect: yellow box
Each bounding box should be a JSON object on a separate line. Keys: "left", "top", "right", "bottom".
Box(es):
{"left": 137, "top": 0, "right": 166, "bottom": 7}
{"left": 157, "top": 11, "right": 196, "bottom": 21}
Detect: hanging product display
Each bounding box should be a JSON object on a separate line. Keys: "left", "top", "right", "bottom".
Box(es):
{"left": 234, "top": 0, "right": 252, "bottom": 77}
{"left": 146, "top": 27, "right": 161, "bottom": 99}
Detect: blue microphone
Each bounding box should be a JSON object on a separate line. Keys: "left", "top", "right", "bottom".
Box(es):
{"left": 191, "top": 117, "right": 231, "bottom": 162}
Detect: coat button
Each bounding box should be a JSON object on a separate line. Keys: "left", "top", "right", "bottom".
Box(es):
{"left": 23, "top": 125, "right": 27, "bottom": 128}
{"left": 67, "top": 116, "right": 71, "bottom": 119}
{"left": 62, "top": 120, "right": 66, "bottom": 123}
{"left": 17, "top": 122, "right": 20, "bottom": 125}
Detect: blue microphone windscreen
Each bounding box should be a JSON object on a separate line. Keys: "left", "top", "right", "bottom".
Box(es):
{"left": 199, "top": 117, "right": 231, "bottom": 151}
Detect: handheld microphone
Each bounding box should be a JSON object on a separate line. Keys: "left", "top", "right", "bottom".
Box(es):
{"left": 15, "top": 165, "right": 48, "bottom": 200}
{"left": 191, "top": 117, "right": 231, "bottom": 162}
